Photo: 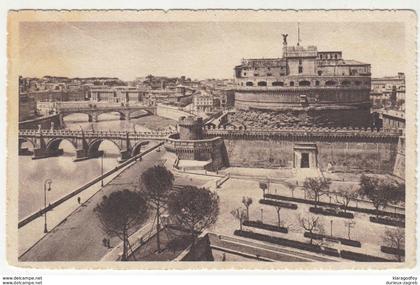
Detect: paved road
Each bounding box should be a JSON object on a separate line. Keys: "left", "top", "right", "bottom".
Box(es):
{"left": 19, "top": 147, "right": 165, "bottom": 261}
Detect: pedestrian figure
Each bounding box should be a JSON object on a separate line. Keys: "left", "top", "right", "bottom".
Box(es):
{"left": 222, "top": 253, "right": 226, "bottom": 261}
{"left": 102, "top": 238, "right": 108, "bottom": 248}
{"left": 77, "top": 197, "right": 81, "bottom": 204}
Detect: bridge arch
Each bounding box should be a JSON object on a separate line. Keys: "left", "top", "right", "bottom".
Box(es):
{"left": 19, "top": 138, "right": 36, "bottom": 150}
{"left": 61, "top": 112, "right": 92, "bottom": 122}
{"left": 46, "top": 138, "right": 77, "bottom": 153}
{"left": 96, "top": 111, "right": 122, "bottom": 121}
{"left": 131, "top": 141, "right": 150, "bottom": 157}
{"left": 88, "top": 138, "right": 122, "bottom": 157}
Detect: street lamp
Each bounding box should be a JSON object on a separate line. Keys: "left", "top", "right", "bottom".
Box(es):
{"left": 101, "top": 151, "right": 104, "bottom": 187}
{"left": 330, "top": 220, "right": 333, "bottom": 237}
{"left": 43, "top": 179, "right": 52, "bottom": 233}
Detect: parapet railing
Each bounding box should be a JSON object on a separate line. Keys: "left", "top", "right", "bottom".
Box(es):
{"left": 202, "top": 127, "right": 401, "bottom": 141}
{"left": 165, "top": 136, "right": 222, "bottom": 151}
{"left": 18, "top": 129, "right": 175, "bottom": 139}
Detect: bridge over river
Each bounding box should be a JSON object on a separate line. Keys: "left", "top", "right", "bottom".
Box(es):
{"left": 56, "top": 103, "right": 157, "bottom": 123}
{"left": 19, "top": 129, "right": 174, "bottom": 162}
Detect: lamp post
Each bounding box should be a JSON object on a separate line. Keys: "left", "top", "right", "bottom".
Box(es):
{"left": 43, "top": 179, "right": 52, "bottom": 233}
{"left": 330, "top": 220, "right": 333, "bottom": 237}
{"left": 101, "top": 151, "right": 104, "bottom": 187}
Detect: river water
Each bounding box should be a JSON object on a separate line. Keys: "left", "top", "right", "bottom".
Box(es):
{"left": 18, "top": 113, "right": 176, "bottom": 220}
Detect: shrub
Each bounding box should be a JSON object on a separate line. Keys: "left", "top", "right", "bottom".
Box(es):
{"left": 381, "top": 246, "right": 405, "bottom": 257}
{"left": 259, "top": 199, "right": 298, "bottom": 209}
{"left": 340, "top": 250, "right": 391, "bottom": 262}
{"left": 233, "top": 230, "right": 340, "bottom": 256}
{"left": 370, "top": 216, "right": 405, "bottom": 228}
{"left": 309, "top": 207, "right": 354, "bottom": 219}
{"left": 304, "top": 232, "right": 361, "bottom": 248}
{"left": 243, "top": 220, "right": 288, "bottom": 233}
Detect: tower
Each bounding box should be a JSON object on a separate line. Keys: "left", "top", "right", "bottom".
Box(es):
{"left": 178, "top": 116, "right": 203, "bottom": 140}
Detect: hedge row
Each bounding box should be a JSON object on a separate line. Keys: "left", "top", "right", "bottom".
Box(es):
{"left": 243, "top": 220, "right": 288, "bottom": 233}
{"left": 380, "top": 246, "right": 405, "bottom": 257}
{"left": 370, "top": 216, "right": 405, "bottom": 228}
{"left": 235, "top": 230, "right": 391, "bottom": 262}
{"left": 259, "top": 199, "right": 298, "bottom": 209}
{"left": 234, "top": 230, "right": 340, "bottom": 257}
{"left": 340, "top": 250, "right": 391, "bottom": 262}
{"left": 309, "top": 207, "right": 354, "bottom": 219}
{"left": 264, "top": 193, "right": 405, "bottom": 219}
{"left": 303, "top": 232, "right": 361, "bottom": 248}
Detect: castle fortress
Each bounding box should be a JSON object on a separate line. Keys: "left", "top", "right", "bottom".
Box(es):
{"left": 233, "top": 34, "right": 372, "bottom": 127}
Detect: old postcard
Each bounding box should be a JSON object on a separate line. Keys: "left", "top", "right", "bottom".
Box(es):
{"left": 6, "top": 10, "right": 416, "bottom": 269}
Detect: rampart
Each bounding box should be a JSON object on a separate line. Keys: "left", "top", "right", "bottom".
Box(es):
{"left": 165, "top": 135, "right": 226, "bottom": 171}
{"left": 203, "top": 126, "right": 401, "bottom": 173}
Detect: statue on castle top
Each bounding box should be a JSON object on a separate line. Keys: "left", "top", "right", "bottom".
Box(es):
{"left": 282, "top": 34, "right": 288, "bottom": 45}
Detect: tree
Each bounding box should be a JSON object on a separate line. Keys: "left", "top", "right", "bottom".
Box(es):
{"left": 382, "top": 228, "right": 405, "bottom": 262}
{"left": 274, "top": 206, "right": 282, "bottom": 228}
{"left": 359, "top": 175, "right": 405, "bottom": 217}
{"left": 335, "top": 186, "right": 358, "bottom": 213}
{"left": 259, "top": 182, "right": 268, "bottom": 197}
{"left": 242, "top": 197, "right": 253, "bottom": 220}
{"left": 168, "top": 186, "right": 219, "bottom": 247}
{"left": 139, "top": 165, "right": 174, "bottom": 252}
{"left": 94, "top": 189, "right": 148, "bottom": 261}
{"left": 359, "top": 174, "right": 379, "bottom": 198}
{"left": 303, "top": 177, "right": 331, "bottom": 208}
{"left": 297, "top": 214, "right": 325, "bottom": 244}
{"left": 344, "top": 220, "right": 356, "bottom": 240}
{"left": 231, "top": 208, "right": 247, "bottom": 231}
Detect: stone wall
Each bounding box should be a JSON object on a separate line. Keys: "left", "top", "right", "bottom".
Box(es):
{"left": 156, "top": 103, "right": 193, "bottom": 121}
{"left": 164, "top": 136, "right": 227, "bottom": 171}
{"left": 220, "top": 137, "right": 398, "bottom": 173}
{"left": 393, "top": 136, "right": 405, "bottom": 179}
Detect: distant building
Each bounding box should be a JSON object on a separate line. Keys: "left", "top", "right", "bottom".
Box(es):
{"left": 19, "top": 93, "right": 37, "bottom": 121}
{"left": 89, "top": 86, "right": 147, "bottom": 104}
{"left": 380, "top": 109, "right": 405, "bottom": 133}
{"left": 233, "top": 33, "right": 372, "bottom": 127}
{"left": 193, "top": 90, "right": 216, "bottom": 114}
{"left": 370, "top": 73, "right": 405, "bottom": 111}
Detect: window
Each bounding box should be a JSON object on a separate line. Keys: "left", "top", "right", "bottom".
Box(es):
{"left": 272, "top": 81, "right": 284, "bottom": 86}
{"left": 298, "top": 66, "right": 303, "bottom": 74}
{"left": 318, "top": 70, "right": 322, "bottom": 76}
{"left": 342, "top": 80, "right": 351, "bottom": 86}
{"left": 315, "top": 80, "right": 320, "bottom": 86}
{"left": 289, "top": 81, "right": 295, "bottom": 86}
{"left": 325, "top": 80, "right": 337, "bottom": 86}
{"left": 257, "top": 81, "right": 267, "bottom": 87}
{"left": 243, "top": 72, "right": 247, "bottom": 76}
{"left": 246, "top": 82, "right": 253, "bottom": 86}
{"left": 299, "top": 80, "right": 311, "bottom": 87}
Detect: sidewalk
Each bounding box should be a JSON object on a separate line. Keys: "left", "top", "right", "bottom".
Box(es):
{"left": 19, "top": 148, "right": 165, "bottom": 261}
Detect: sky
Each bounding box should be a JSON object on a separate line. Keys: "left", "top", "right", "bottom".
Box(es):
{"left": 18, "top": 21, "right": 405, "bottom": 80}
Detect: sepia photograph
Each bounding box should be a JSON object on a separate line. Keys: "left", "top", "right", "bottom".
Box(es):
{"left": 5, "top": 10, "right": 416, "bottom": 270}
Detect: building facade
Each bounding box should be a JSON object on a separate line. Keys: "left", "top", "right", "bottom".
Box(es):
{"left": 233, "top": 35, "right": 372, "bottom": 127}
{"left": 370, "top": 73, "right": 405, "bottom": 111}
